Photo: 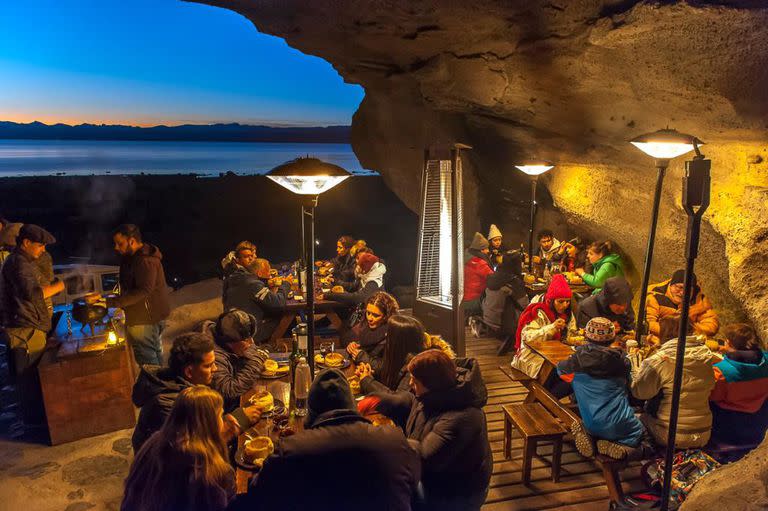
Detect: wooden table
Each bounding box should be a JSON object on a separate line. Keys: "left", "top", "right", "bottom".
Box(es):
{"left": 525, "top": 339, "right": 576, "bottom": 386}
{"left": 268, "top": 298, "right": 347, "bottom": 344}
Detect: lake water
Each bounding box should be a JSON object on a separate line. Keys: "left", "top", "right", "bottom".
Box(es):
{"left": 0, "top": 139, "right": 373, "bottom": 176}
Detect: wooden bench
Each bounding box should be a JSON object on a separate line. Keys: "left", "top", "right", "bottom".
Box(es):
{"left": 502, "top": 403, "right": 567, "bottom": 484}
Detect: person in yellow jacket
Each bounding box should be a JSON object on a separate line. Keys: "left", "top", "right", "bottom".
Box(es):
{"left": 645, "top": 269, "right": 719, "bottom": 342}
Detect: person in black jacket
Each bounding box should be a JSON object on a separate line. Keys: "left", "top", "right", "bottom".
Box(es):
{"left": 330, "top": 235, "right": 357, "bottom": 292}
{"left": 106, "top": 224, "right": 171, "bottom": 366}
{"left": 374, "top": 351, "right": 492, "bottom": 511}
{"left": 323, "top": 251, "right": 386, "bottom": 306}
{"left": 131, "top": 332, "right": 259, "bottom": 452}
{"left": 344, "top": 291, "right": 399, "bottom": 372}
{"left": 232, "top": 369, "right": 421, "bottom": 511}
{"left": 481, "top": 250, "right": 529, "bottom": 355}
{"left": 576, "top": 276, "right": 635, "bottom": 334}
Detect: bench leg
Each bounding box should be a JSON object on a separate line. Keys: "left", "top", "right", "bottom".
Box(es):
{"left": 551, "top": 437, "right": 563, "bottom": 483}
{"left": 503, "top": 416, "right": 512, "bottom": 460}
{"left": 522, "top": 437, "right": 536, "bottom": 485}
{"left": 601, "top": 461, "right": 625, "bottom": 503}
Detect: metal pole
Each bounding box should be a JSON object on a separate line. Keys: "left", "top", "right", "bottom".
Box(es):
{"left": 527, "top": 177, "right": 538, "bottom": 273}
{"left": 303, "top": 197, "right": 318, "bottom": 377}
{"left": 635, "top": 162, "right": 668, "bottom": 345}
{"left": 451, "top": 147, "right": 465, "bottom": 357}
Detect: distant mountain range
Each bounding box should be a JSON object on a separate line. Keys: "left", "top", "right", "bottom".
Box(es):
{"left": 0, "top": 121, "right": 351, "bottom": 143}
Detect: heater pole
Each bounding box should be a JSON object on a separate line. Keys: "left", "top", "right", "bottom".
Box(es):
{"left": 635, "top": 161, "right": 668, "bottom": 345}
{"left": 303, "top": 197, "right": 318, "bottom": 377}
{"left": 528, "top": 177, "right": 538, "bottom": 273}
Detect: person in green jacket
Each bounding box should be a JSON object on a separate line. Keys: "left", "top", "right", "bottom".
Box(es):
{"left": 576, "top": 240, "right": 624, "bottom": 294}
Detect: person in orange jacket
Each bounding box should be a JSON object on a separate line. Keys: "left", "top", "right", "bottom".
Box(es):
{"left": 645, "top": 269, "right": 719, "bottom": 341}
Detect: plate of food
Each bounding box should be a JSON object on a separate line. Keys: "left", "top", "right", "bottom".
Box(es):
{"left": 235, "top": 435, "right": 274, "bottom": 472}
{"left": 260, "top": 358, "right": 291, "bottom": 379}
{"left": 314, "top": 352, "right": 350, "bottom": 369}
{"left": 248, "top": 390, "right": 286, "bottom": 418}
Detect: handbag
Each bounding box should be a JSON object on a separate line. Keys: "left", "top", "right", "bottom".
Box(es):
{"left": 642, "top": 450, "right": 720, "bottom": 510}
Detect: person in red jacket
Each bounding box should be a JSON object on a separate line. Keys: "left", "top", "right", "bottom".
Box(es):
{"left": 462, "top": 232, "right": 494, "bottom": 318}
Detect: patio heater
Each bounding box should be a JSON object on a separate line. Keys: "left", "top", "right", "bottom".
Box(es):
{"left": 267, "top": 157, "right": 351, "bottom": 376}
{"left": 413, "top": 143, "right": 470, "bottom": 356}
{"left": 660, "top": 141, "right": 710, "bottom": 511}
{"left": 514, "top": 161, "right": 554, "bottom": 272}
{"left": 630, "top": 129, "right": 702, "bottom": 345}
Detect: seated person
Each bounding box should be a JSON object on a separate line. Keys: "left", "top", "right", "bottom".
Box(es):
{"left": 220, "top": 240, "right": 256, "bottom": 278}
{"left": 329, "top": 235, "right": 357, "bottom": 292}
{"left": 222, "top": 257, "right": 290, "bottom": 343}
{"left": 481, "top": 251, "right": 529, "bottom": 355}
{"left": 558, "top": 318, "right": 645, "bottom": 460}
{"left": 122, "top": 386, "right": 236, "bottom": 511}
{"left": 372, "top": 351, "right": 492, "bottom": 511}
{"left": 205, "top": 309, "right": 270, "bottom": 412}
{"left": 575, "top": 240, "right": 624, "bottom": 294}
{"left": 511, "top": 274, "right": 576, "bottom": 385}
{"left": 357, "top": 314, "right": 455, "bottom": 394}
{"left": 630, "top": 316, "right": 718, "bottom": 449}
{"left": 233, "top": 369, "right": 420, "bottom": 511}
{"left": 487, "top": 224, "right": 505, "bottom": 267}
{"left": 462, "top": 232, "right": 494, "bottom": 317}
{"left": 557, "top": 237, "right": 587, "bottom": 273}
{"left": 344, "top": 291, "right": 399, "bottom": 372}
{"left": 576, "top": 276, "right": 635, "bottom": 334}
{"left": 646, "top": 269, "right": 719, "bottom": 341}
{"left": 131, "top": 333, "right": 260, "bottom": 452}
{"left": 532, "top": 229, "right": 563, "bottom": 268}
{"left": 710, "top": 323, "right": 768, "bottom": 446}
{"left": 323, "top": 250, "right": 386, "bottom": 306}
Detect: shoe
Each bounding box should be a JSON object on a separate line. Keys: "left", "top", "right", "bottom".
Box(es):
{"left": 571, "top": 421, "right": 595, "bottom": 458}
{"left": 469, "top": 317, "right": 483, "bottom": 338}
{"left": 597, "top": 439, "right": 630, "bottom": 460}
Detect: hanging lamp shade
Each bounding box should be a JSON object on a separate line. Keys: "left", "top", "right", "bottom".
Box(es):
{"left": 267, "top": 157, "right": 351, "bottom": 195}
{"left": 630, "top": 129, "right": 703, "bottom": 160}
{"left": 514, "top": 160, "right": 555, "bottom": 176}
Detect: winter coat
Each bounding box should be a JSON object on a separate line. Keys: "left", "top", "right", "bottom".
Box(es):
{"left": 222, "top": 266, "right": 289, "bottom": 341}
{"left": 0, "top": 248, "right": 51, "bottom": 331}
{"left": 325, "top": 262, "right": 386, "bottom": 306}
{"left": 463, "top": 254, "right": 494, "bottom": 302}
{"left": 631, "top": 336, "right": 718, "bottom": 448}
{"left": 645, "top": 279, "right": 719, "bottom": 338}
{"left": 538, "top": 237, "right": 563, "bottom": 263}
{"left": 710, "top": 350, "right": 768, "bottom": 445}
{"left": 581, "top": 253, "right": 624, "bottom": 294}
{"left": 348, "top": 321, "right": 389, "bottom": 373}
{"left": 331, "top": 253, "right": 357, "bottom": 292}
{"left": 236, "top": 409, "right": 420, "bottom": 511}
{"left": 374, "top": 358, "right": 492, "bottom": 505}
{"left": 108, "top": 243, "right": 170, "bottom": 326}
{"left": 211, "top": 343, "right": 269, "bottom": 413}
{"left": 557, "top": 343, "right": 644, "bottom": 446}
{"left": 482, "top": 270, "right": 528, "bottom": 333}
{"left": 576, "top": 277, "right": 636, "bottom": 332}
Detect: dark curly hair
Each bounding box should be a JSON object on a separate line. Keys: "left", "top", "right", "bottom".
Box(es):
{"left": 169, "top": 333, "right": 215, "bottom": 376}
{"left": 366, "top": 291, "right": 399, "bottom": 322}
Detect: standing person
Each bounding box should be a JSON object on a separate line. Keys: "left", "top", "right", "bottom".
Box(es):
{"left": 462, "top": 232, "right": 494, "bottom": 317}
{"left": 487, "top": 224, "right": 505, "bottom": 268}
{"left": 645, "top": 269, "right": 719, "bottom": 341}
{"left": 576, "top": 276, "right": 635, "bottom": 334}
{"left": 234, "top": 369, "right": 420, "bottom": 511}
{"left": 330, "top": 235, "right": 357, "bottom": 292}
{"left": 373, "top": 350, "right": 492, "bottom": 511}
{"left": 106, "top": 224, "right": 170, "bottom": 367}
{"left": 345, "top": 291, "right": 399, "bottom": 373}
{"left": 575, "top": 240, "right": 624, "bottom": 294}
{"left": 481, "top": 250, "right": 529, "bottom": 354}
{"left": 122, "top": 385, "right": 235, "bottom": 511}
{"left": 0, "top": 224, "right": 64, "bottom": 427}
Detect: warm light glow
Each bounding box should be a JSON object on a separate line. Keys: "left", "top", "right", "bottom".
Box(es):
{"left": 438, "top": 162, "right": 453, "bottom": 302}
{"left": 515, "top": 164, "right": 554, "bottom": 176}
{"left": 267, "top": 175, "right": 349, "bottom": 195}
{"left": 107, "top": 331, "right": 118, "bottom": 345}
{"left": 630, "top": 129, "right": 702, "bottom": 160}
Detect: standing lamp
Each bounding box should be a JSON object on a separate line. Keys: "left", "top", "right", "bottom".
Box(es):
{"left": 659, "top": 142, "right": 710, "bottom": 511}
{"left": 267, "top": 157, "right": 351, "bottom": 376}
{"left": 630, "top": 129, "right": 703, "bottom": 344}
{"left": 413, "top": 143, "right": 470, "bottom": 356}
{"left": 514, "top": 161, "right": 554, "bottom": 272}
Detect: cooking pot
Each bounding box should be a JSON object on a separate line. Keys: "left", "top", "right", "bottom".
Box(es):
{"left": 72, "top": 298, "right": 108, "bottom": 325}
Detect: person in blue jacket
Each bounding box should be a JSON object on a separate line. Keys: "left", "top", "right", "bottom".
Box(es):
{"left": 557, "top": 317, "right": 645, "bottom": 460}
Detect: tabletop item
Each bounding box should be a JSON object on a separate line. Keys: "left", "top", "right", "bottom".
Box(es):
{"left": 294, "top": 357, "right": 310, "bottom": 417}
{"left": 236, "top": 435, "right": 274, "bottom": 472}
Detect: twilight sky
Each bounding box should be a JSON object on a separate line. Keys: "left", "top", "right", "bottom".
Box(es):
{"left": 0, "top": 0, "right": 364, "bottom": 127}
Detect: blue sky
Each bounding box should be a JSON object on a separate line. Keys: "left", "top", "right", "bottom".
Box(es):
{"left": 0, "top": 0, "right": 364, "bottom": 127}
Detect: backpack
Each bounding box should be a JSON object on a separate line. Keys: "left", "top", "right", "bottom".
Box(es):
{"left": 641, "top": 450, "right": 720, "bottom": 510}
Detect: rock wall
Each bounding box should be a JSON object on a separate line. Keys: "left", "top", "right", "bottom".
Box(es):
{"left": 196, "top": 0, "right": 768, "bottom": 336}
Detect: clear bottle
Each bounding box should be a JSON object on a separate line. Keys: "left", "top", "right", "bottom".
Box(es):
{"left": 294, "top": 357, "right": 310, "bottom": 417}
{"left": 289, "top": 323, "right": 308, "bottom": 387}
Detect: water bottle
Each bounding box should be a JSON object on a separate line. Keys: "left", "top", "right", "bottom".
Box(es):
{"left": 294, "top": 357, "right": 310, "bottom": 417}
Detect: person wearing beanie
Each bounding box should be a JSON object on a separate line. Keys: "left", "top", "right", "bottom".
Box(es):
{"left": 511, "top": 274, "right": 576, "bottom": 389}
{"left": 371, "top": 350, "right": 491, "bottom": 510}
{"left": 203, "top": 309, "right": 269, "bottom": 412}
{"left": 576, "top": 276, "right": 636, "bottom": 333}
{"left": 557, "top": 318, "right": 646, "bottom": 460}
{"left": 481, "top": 250, "right": 529, "bottom": 355}
{"left": 323, "top": 248, "right": 387, "bottom": 307}
{"left": 236, "top": 369, "right": 420, "bottom": 511}
{"left": 462, "top": 232, "right": 494, "bottom": 317}
{"left": 487, "top": 224, "right": 505, "bottom": 267}
{"left": 645, "top": 269, "right": 719, "bottom": 343}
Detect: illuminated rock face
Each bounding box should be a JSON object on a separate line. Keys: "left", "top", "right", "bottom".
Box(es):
{"left": 199, "top": 0, "right": 768, "bottom": 334}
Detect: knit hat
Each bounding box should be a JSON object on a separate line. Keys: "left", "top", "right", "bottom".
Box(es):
{"left": 544, "top": 274, "right": 573, "bottom": 301}
{"left": 357, "top": 252, "right": 380, "bottom": 274}
{"left": 214, "top": 309, "right": 257, "bottom": 345}
{"left": 407, "top": 349, "right": 456, "bottom": 391}
{"left": 585, "top": 317, "right": 616, "bottom": 344}
{"left": 308, "top": 369, "right": 355, "bottom": 418}
{"left": 670, "top": 269, "right": 697, "bottom": 288}
{"left": 17, "top": 224, "right": 56, "bottom": 245}
{"left": 469, "top": 232, "right": 489, "bottom": 251}
{"left": 602, "top": 277, "right": 632, "bottom": 306}
{"left": 488, "top": 224, "right": 502, "bottom": 241}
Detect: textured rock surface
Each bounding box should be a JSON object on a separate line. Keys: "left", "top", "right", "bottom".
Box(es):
{"left": 197, "top": 0, "right": 768, "bottom": 333}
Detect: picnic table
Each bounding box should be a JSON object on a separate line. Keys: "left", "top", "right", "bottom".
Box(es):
{"left": 525, "top": 339, "right": 576, "bottom": 387}
{"left": 268, "top": 297, "right": 347, "bottom": 344}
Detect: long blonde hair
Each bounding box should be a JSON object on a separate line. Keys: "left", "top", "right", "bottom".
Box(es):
{"left": 122, "top": 386, "right": 233, "bottom": 511}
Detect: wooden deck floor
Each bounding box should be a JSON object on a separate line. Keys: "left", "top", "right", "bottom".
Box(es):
{"left": 468, "top": 335, "right": 645, "bottom": 510}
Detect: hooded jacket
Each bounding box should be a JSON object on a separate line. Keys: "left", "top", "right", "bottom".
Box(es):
{"left": 576, "top": 277, "right": 636, "bottom": 331}
{"left": 374, "top": 358, "right": 492, "bottom": 503}
{"left": 331, "top": 252, "right": 357, "bottom": 292}
{"left": 558, "top": 343, "right": 644, "bottom": 446}
{"left": 645, "top": 279, "right": 719, "bottom": 337}
{"left": 482, "top": 259, "right": 528, "bottom": 333}
{"left": 211, "top": 342, "right": 268, "bottom": 413}
{"left": 463, "top": 251, "right": 494, "bottom": 302}
{"left": 131, "top": 365, "right": 189, "bottom": 452}
{"left": 581, "top": 253, "right": 624, "bottom": 294}
{"left": 631, "top": 336, "right": 718, "bottom": 448}
{"left": 108, "top": 243, "right": 170, "bottom": 326}
{"left": 0, "top": 248, "right": 51, "bottom": 331}
{"left": 325, "top": 262, "right": 386, "bottom": 306}
{"left": 222, "top": 265, "right": 288, "bottom": 325}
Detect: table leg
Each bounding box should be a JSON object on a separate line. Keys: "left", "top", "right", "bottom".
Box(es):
{"left": 270, "top": 313, "right": 296, "bottom": 344}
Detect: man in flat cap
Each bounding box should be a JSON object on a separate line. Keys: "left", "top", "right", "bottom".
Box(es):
{"left": 0, "top": 224, "right": 64, "bottom": 428}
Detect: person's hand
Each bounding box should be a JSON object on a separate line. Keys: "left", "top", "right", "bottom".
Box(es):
{"left": 222, "top": 414, "right": 242, "bottom": 440}
{"left": 243, "top": 405, "right": 262, "bottom": 423}
{"left": 553, "top": 318, "right": 567, "bottom": 330}
{"left": 347, "top": 342, "right": 361, "bottom": 359}
{"left": 575, "top": 268, "right": 585, "bottom": 276}
{"left": 532, "top": 256, "right": 541, "bottom": 264}
{"left": 613, "top": 321, "right": 622, "bottom": 333}
{"left": 356, "top": 362, "right": 373, "bottom": 380}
